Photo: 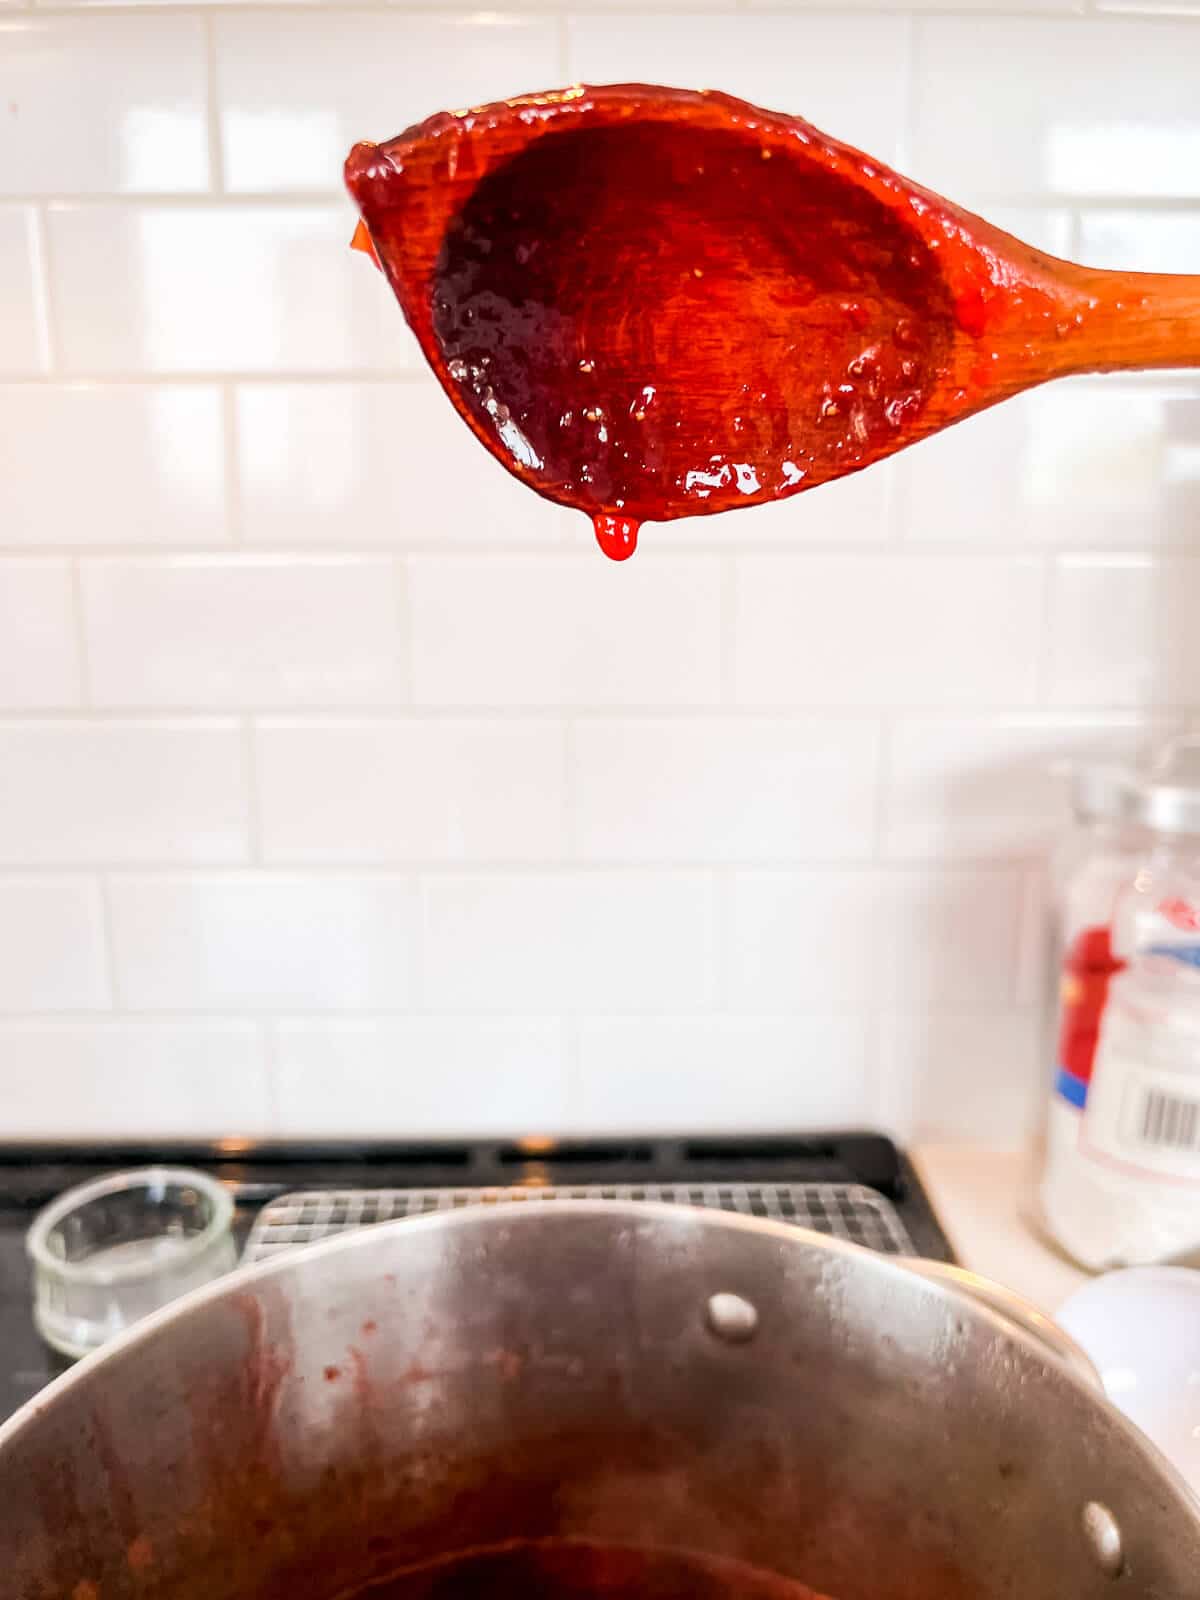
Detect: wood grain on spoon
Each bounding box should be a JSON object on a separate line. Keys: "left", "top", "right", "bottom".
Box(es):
{"left": 345, "top": 84, "right": 1200, "bottom": 559}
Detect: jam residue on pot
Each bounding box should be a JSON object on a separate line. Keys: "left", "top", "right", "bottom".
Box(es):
{"left": 338, "top": 1537, "right": 837, "bottom": 1600}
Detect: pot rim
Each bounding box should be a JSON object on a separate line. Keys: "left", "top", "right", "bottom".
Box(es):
{"left": 2, "top": 1198, "right": 1197, "bottom": 1523}
{"left": 899, "top": 1258, "right": 1102, "bottom": 1390}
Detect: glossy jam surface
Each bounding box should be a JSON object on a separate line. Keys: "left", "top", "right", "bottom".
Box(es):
{"left": 428, "top": 121, "right": 953, "bottom": 548}
{"left": 346, "top": 85, "right": 1086, "bottom": 558}
{"left": 340, "top": 1539, "right": 837, "bottom": 1600}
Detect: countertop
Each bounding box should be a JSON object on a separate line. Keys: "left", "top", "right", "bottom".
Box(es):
{"left": 913, "top": 1142, "right": 1088, "bottom": 1313}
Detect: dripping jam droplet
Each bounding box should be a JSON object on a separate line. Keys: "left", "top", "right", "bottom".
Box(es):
{"left": 593, "top": 513, "right": 640, "bottom": 562}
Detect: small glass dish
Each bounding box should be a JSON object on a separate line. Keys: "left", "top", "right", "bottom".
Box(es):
{"left": 27, "top": 1167, "right": 238, "bottom": 1359}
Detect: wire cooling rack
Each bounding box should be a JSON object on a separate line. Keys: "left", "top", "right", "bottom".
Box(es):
{"left": 241, "top": 1181, "right": 915, "bottom": 1263}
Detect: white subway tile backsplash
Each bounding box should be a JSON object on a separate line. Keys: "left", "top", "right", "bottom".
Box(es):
{"left": 0, "top": 384, "right": 228, "bottom": 546}
{"left": 732, "top": 554, "right": 1044, "bottom": 708}
{"left": 0, "top": 720, "right": 249, "bottom": 864}
{"left": 912, "top": 17, "right": 1200, "bottom": 202}
{"left": 0, "top": 877, "right": 109, "bottom": 1011}
{"left": 974, "top": 206, "right": 1074, "bottom": 259}
{"left": 0, "top": 1023, "right": 271, "bottom": 1140}
{"left": 216, "top": 14, "right": 559, "bottom": 194}
{"left": 877, "top": 1012, "right": 1041, "bottom": 1145}
{"left": 80, "top": 556, "right": 406, "bottom": 708}
{"left": 235, "top": 382, "right": 569, "bottom": 547}
{"left": 273, "top": 1017, "right": 568, "bottom": 1137}
{"left": 882, "top": 715, "right": 1164, "bottom": 862}
{"left": 0, "top": 17, "right": 209, "bottom": 195}
{"left": 421, "top": 872, "right": 715, "bottom": 1012}
{"left": 2, "top": 0, "right": 1198, "bottom": 1145}
{"left": 1046, "top": 555, "right": 1200, "bottom": 707}
{"left": 409, "top": 555, "right": 722, "bottom": 707}
{"left": 47, "top": 204, "right": 420, "bottom": 374}
{"left": 566, "top": 13, "right": 909, "bottom": 163}
{"left": 0, "top": 206, "right": 47, "bottom": 374}
{"left": 573, "top": 717, "right": 880, "bottom": 862}
{"left": 0, "top": 559, "right": 81, "bottom": 708}
{"left": 573, "top": 1016, "right": 873, "bottom": 1134}
{"left": 1014, "top": 865, "right": 1052, "bottom": 1017}
{"left": 108, "top": 873, "right": 416, "bottom": 1010}
{"left": 728, "top": 868, "right": 1026, "bottom": 1014}
{"left": 257, "top": 718, "right": 567, "bottom": 862}
{"left": 896, "top": 379, "right": 1200, "bottom": 547}
{"left": 1077, "top": 210, "right": 1200, "bottom": 273}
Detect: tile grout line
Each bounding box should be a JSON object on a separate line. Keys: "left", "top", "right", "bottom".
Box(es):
{"left": 0, "top": 858, "right": 1052, "bottom": 876}
{"left": 0, "top": 705, "right": 1175, "bottom": 723}
{"left": 412, "top": 873, "right": 428, "bottom": 1013}
{"left": 1067, "top": 207, "right": 1083, "bottom": 262}
{"left": 26, "top": 204, "right": 59, "bottom": 375}
{"left": 66, "top": 558, "right": 92, "bottom": 707}
{"left": 408, "top": 868, "right": 425, "bottom": 1017}
{"left": 0, "top": 700, "right": 1182, "bottom": 721}
{"left": 1031, "top": 553, "right": 1057, "bottom": 707}
{"left": 393, "top": 553, "right": 416, "bottom": 706}
{"left": 0, "top": 1012, "right": 1001, "bottom": 1028}
{"left": 718, "top": 553, "right": 736, "bottom": 706}
{"left": 17, "top": 3, "right": 1198, "bottom": 18}
{"left": 1013, "top": 861, "right": 1047, "bottom": 1014}
{"left": 241, "top": 715, "right": 263, "bottom": 864}
{"left": 203, "top": 14, "right": 226, "bottom": 196}
{"left": 873, "top": 717, "right": 892, "bottom": 862}
{"left": 712, "top": 866, "right": 732, "bottom": 1012}
{"left": 0, "top": 370, "right": 432, "bottom": 387}
{"left": 895, "top": 10, "right": 918, "bottom": 177}
{"left": 0, "top": 540, "right": 1196, "bottom": 560}
{"left": 0, "top": 1008, "right": 1005, "bottom": 1024}
{"left": 259, "top": 1017, "right": 283, "bottom": 1136}
{"left": 96, "top": 872, "right": 123, "bottom": 1011}
{"left": 0, "top": 539, "right": 1187, "bottom": 559}
{"left": 221, "top": 382, "right": 243, "bottom": 544}
{"left": 562, "top": 716, "right": 578, "bottom": 861}
{"left": 864, "top": 1010, "right": 887, "bottom": 1140}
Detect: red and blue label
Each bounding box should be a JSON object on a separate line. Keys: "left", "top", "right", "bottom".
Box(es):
{"left": 1054, "top": 925, "right": 1125, "bottom": 1111}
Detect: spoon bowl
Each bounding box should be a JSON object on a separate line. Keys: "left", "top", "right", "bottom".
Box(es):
{"left": 346, "top": 84, "right": 1200, "bottom": 555}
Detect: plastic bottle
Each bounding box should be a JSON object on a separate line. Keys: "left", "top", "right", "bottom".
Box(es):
{"left": 1038, "top": 736, "right": 1200, "bottom": 1268}
{"left": 1040, "top": 764, "right": 1142, "bottom": 1081}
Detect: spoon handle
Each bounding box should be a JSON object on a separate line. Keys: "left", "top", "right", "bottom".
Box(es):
{"left": 1059, "top": 267, "right": 1200, "bottom": 375}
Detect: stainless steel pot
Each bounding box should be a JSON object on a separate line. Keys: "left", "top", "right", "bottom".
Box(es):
{"left": 2, "top": 1202, "right": 1197, "bottom": 1599}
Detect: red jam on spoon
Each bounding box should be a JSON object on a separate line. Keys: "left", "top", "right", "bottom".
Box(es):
{"left": 346, "top": 84, "right": 1200, "bottom": 559}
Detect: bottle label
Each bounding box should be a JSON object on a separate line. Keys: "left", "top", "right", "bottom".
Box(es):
{"left": 1082, "top": 1045, "right": 1200, "bottom": 1183}
{"left": 1053, "top": 925, "right": 1124, "bottom": 1110}
{"left": 1130, "top": 897, "right": 1200, "bottom": 966}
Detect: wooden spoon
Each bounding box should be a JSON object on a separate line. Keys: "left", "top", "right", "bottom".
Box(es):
{"left": 345, "top": 84, "right": 1200, "bottom": 560}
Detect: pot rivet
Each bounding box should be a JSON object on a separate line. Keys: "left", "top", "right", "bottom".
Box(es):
{"left": 1081, "top": 1502, "right": 1123, "bottom": 1578}
{"left": 705, "top": 1292, "right": 758, "bottom": 1343}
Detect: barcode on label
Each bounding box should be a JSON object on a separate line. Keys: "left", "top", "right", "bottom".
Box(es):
{"left": 1139, "top": 1088, "right": 1200, "bottom": 1152}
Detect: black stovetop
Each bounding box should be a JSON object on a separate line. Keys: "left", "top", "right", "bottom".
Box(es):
{"left": 0, "top": 1132, "right": 952, "bottom": 1425}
